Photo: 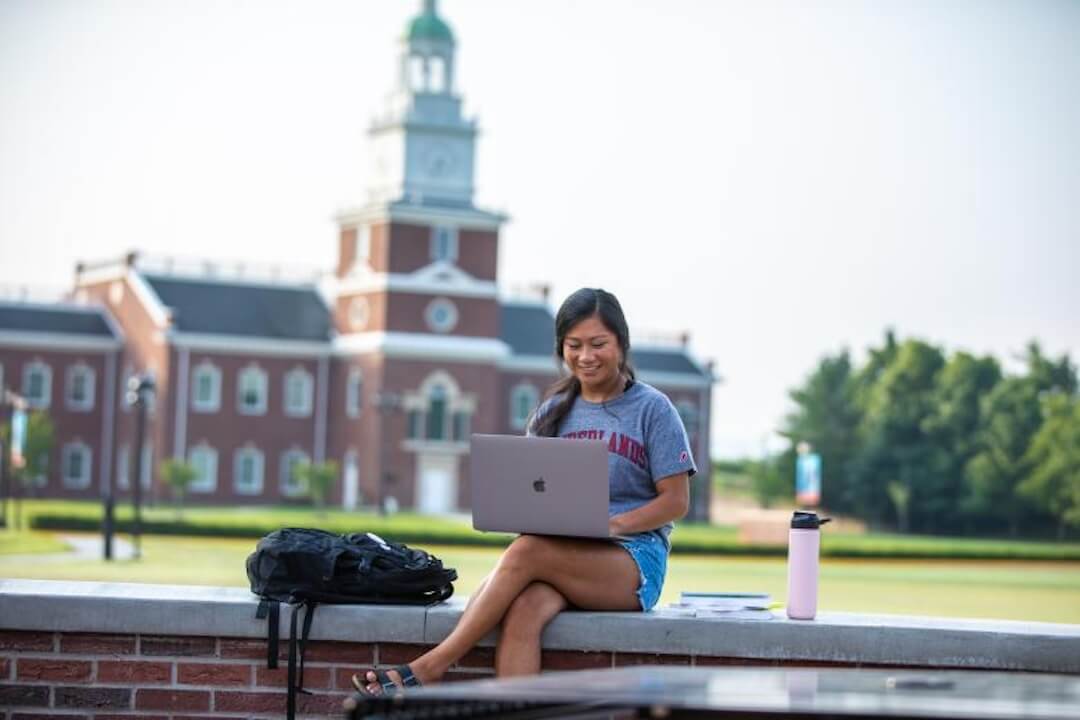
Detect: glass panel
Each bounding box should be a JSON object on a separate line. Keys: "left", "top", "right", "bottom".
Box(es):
{"left": 71, "top": 372, "right": 86, "bottom": 402}
{"left": 452, "top": 411, "right": 469, "bottom": 442}
{"left": 427, "top": 387, "right": 447, "bottom": 440}
{"left": 407, "top": 409, "right": 421, "bottom": 439}
{"left": 27, "top": 370, "right": 43, "bottom": 400}
{"left": 197, "top": 373, "right": 212, "bottom": 403}
{"left": 67, "top": 449, "right": 82, "bottom": 478}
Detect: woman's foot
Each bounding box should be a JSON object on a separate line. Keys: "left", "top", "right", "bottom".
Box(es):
{"left": 351, "top": 663, "right": 425, "bottom": 697}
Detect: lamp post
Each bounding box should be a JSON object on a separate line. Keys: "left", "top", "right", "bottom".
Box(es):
{"left": 373, "top": 390, "right": 400, "bottom": 516}
{"left": 126, "top": 373, "right": 155, "bottom": 560}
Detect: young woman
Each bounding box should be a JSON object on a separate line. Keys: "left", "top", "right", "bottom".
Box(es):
{"left": 354, "top": 287, "right": 696, "bottom": 693}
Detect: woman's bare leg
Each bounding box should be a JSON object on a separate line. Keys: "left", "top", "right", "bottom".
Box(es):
{"left": 362, "top": 535, "right": 637, "bottom": 692}
{"left": 495, "top": 581, "right": 568, "bottom": 677}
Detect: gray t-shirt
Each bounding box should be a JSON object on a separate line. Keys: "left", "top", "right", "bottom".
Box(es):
{"left": 529, "top": 380, "right": 697, "bottom": 548}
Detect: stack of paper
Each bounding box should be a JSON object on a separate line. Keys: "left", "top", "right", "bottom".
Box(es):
{"left": 661, "top": 592, "right": 775, "bottom": 620}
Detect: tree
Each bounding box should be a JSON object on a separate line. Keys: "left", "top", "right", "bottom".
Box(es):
{"left": 963, "top": 377, "right": 1041, "bottom": 536}
{"left": 962, "top": 345, "right": 1076, "bottom": 537}
{"left": 296, "top": 460, "right": 339, "bottom": 515}
{"left": 780, "top": 350, "right": 861, "bottom": 513}
{"left": 851, "top": 339, "right": 945, "bottom": 531}
{"left": 922, "top": 352, "right": 1002, "bottom": 532}
{"left": 1019, "top": 394, "right": 1080, "bottom": 539}
{"left": 748, "top": 454, "right": 789, "bottom": 509}
{"left": 159, "top": 459, "right": 197, "bottom": 518}
{"left": 1, "top": 411, "right": 55, "bottom": 530}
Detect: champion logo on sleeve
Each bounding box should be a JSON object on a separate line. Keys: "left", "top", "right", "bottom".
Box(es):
{"left": 679, "top": 451, "right": 688, "bottom": 463}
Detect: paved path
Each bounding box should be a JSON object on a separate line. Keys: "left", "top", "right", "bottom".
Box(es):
{"left": 0, "top": 533, "right": 136, "bottom": 563}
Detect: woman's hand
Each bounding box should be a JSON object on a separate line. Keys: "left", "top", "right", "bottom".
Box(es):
{"left": 608, "top": 473, "right": 690, "bottom": 536}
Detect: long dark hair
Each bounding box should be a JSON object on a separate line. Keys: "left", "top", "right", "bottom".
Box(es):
{"left": 530, "top": 288, "right": 636, "bottom": 437}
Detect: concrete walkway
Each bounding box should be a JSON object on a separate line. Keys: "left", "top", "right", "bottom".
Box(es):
{"left": 0, "top": 533, "right": 136, "bottom": 563}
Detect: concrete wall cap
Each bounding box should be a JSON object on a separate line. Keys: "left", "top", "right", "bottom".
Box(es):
{"left": 2, "top": 580, "right": 1078, "bottom": 674}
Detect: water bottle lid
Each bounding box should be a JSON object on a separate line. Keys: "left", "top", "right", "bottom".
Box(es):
{"left": 791, "top": 511, "right": 832, "bottom": 529}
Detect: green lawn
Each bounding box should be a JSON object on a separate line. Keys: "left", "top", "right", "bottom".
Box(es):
{"left": 0, "top": 529, "right": 70, "bottom": 555}
{"left": 2, "top": 532, "right": 1078, "bottom": 624}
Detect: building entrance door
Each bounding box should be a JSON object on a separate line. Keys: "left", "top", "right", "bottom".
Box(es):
{"left": 417, "top": 454, "right": 457, "bottom": 515}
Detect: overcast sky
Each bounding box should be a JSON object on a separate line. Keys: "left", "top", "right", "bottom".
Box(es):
{"left": 2, "top": 0, "right": 1078, "bottom": 459}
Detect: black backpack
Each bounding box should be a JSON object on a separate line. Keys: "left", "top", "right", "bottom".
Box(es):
{"left": 246, "top": 528, "right": 457, "bottom": 719}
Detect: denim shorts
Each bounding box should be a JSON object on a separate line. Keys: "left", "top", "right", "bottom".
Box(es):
{"left": 616, "top": 532, "right": 669, "bottom": 611}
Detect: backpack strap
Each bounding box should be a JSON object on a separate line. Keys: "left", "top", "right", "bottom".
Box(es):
{"left": 286, "top": 600, "right": 317, "bottom": 720}
{"left": 286, "top": 603, "right": 300, "bottom": 720}
{"left": 255, "top": 599, "right": 279, "bottom": 670}
{"left": 298, "top": 601, "right": 317, "bottom": 692}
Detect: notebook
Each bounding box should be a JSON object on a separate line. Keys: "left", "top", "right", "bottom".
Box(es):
{"left": 469, "top": 434, "right": 612, "bottom": 539}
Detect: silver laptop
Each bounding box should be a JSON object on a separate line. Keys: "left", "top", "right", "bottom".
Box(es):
{"left": 470, "top": 434, "right": 611, "bottom": 539}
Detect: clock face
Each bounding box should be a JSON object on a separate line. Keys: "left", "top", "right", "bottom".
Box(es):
{"left": 424, "top": 143, "right": 455, "bottom": 179}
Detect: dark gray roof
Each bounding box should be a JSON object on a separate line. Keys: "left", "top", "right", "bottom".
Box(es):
{"left": 143, "top": 274, "right": 332, "bottom": 342}
{"left": 500, "top": 303, "right": 556, "bottom": 356}
{"left": 499, "top": 303, "right": 709, "bottom": 378}
{"left": 0, "top": 303, "right": 116, "bottom": 337}
{"left": 632, "top": 349, "right": 707, "bottom": 376}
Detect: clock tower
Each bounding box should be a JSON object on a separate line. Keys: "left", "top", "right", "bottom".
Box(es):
{"left": 369, "top": 0, "right": 476, "bottom": 207}
{"left": 330, "top": 0, "right": 509, "bottom": 515}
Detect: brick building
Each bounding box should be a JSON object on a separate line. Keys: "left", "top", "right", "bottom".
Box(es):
{"left": 0, "top": 1, "right": 714, "bottom": 516}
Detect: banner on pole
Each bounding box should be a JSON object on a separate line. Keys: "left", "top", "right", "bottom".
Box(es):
{"left": 795, "top": 451, "right": 822, "bottom": 506}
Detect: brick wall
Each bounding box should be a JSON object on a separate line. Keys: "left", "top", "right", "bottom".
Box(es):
{"left": 0, "top": 629, "right": 925, "bottom": 719}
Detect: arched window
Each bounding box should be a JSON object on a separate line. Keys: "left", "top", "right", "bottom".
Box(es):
{"left": 22, "top": 360, "right": 52, "bottom": 409}
{"left": 403, "top": 371, "right": 475, "bottom": 444}
{"left": 234, "top": 446, "right": 265, "bottom": 496}
{"left": 191, "top": 362, "right": 222, "bottom": 412}
{"left": 66, "top": 363, "right": 95, "bottom": 411}
{"left": 410, "top": 56, "right": 426, "bottom": 91}
{"left": 280, "top": 449, "right": 310, "bottom": 498}
{"left": 428, "top": 57, "right": 446, "bottom": 92}
{"left": 188, "top": 444, "right": 218, "bottom": 493}
{"left": 509, "top": 383, "right": 539, "bottom": 431}
{"left": 237, "top": 365, "right": 268, "bottom": 415}
{"left": 62, "top": 442, "right": 92, "bottom": 490}
{"left": 284, "top": 367, "right": 314, "bottom": 417}
{"left": 429, "top": 226, "right": 458, "bottom": 262}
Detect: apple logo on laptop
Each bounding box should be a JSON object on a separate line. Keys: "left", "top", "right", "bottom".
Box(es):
{"left": 533, "top": 478, "right": 546, "bottom": 492}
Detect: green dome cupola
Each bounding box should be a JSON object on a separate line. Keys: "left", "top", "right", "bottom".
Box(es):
{"left": 407, "top": 0, "right": 454, "bottom": 45}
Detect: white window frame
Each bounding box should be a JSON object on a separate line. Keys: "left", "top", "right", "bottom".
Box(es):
{"left": 22, "top": 360, "right": 52, "bottom": 409}
{"left": 280, "top": 449, "right": 310, "bottom": 498}
{"left": 430, "top": 226, "right": 458, "bottom": 262}
{"left": 509, "top": 383, "right": 539, "bottom": 431}
{"left": 402, "top": 371, "right": 476, "bottom": 445}
{"left": 233, "top": 447, "right": 265, "bottom": 496}
{"left": 65, "top": 363, "right": 96, "bottom": 412}
{"left": 237, "top": 365, "right": 268, "bottom": 416}
{"left": 188, "top": 444, "right": 218, "bottom": 494}
{"left": 191, "top": 361, "right": 222, "bottom": 413}
{"left": 62, "top": 442, "right": 92, "bottom": 490}
{"left": 346, "top": 368, "right": 363, "bottom": 418}
{"left": 283, "top": 367, "right": 314, "bottom": 418}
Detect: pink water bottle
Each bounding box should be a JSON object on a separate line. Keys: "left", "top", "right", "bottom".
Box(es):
{"left": 786, "top": 511, "right": 831, "bottom": 620}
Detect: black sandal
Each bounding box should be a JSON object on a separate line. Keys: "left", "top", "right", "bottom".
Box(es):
{"left": 351, "top": 664, "right": 422, "bottom": 696}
